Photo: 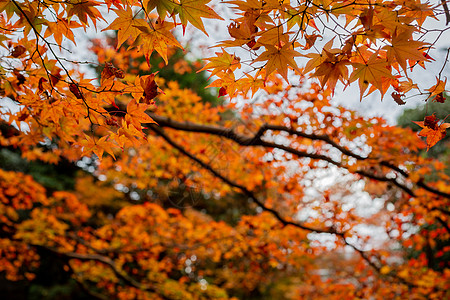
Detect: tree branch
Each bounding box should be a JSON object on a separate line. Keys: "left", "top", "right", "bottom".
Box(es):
{"left": 32, "top": 244, "right": 166, "bottom": 298}
{"left": 147, "top": 114, "right": 450, "bottom": 200}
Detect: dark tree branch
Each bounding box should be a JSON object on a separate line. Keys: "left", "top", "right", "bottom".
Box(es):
{"left": 436, "top": 216, "right": 450, "bottom": 234}
{"left": 147, "top": 114, "right": 450, "bottom": 200}
{"left": 31, "top": 244, "right": 167, "bottom": 298}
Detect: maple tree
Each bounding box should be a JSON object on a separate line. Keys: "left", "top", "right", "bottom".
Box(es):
{"left": 1, "top": 0, "right": 450, "bottom": 299}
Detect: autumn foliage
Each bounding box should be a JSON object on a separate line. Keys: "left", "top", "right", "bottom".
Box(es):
{"left": 0, "top": 0, "right": 450, "bottom": 299}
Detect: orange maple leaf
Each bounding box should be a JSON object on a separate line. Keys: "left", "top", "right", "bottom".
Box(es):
{"left": 198, "top": 49, "right": 241, "bottom": 79}
{"left": 125, "top": 99, "right": 157, "bottom": 131}
{"left": 132, "top": 19, "right": 183, "bottom": 64}
{"left": 103, "top": 7, "right": 148, "bottom": 49}
{"left": 384, "top": 30, "right": 427, "bottom": 72}
{"left": 413, "top": 120, "right": 450, "bottom": 151}
{"left": 303, "top": 39, "right": 336, "bottom": 74}
{"left": 426, "top": 77, "right": 447, "bottom": 100}
{"left": 395, "top": 78, "right": 418, "bottom": 93}
{"left": 81, "top": 135, "right": 115, "bottom": 159}
{"left": 67, "top": 0, "right": 105, "bottom": 27}
{"left": 254, "top": 44, "right": 301, "bottom": 81}
{"left": 44, "top": 14, "right": 81, "bottom": 45}
{"left": 312, "top": 48, "right": 350, "bottom": 91}
{"left": 350, "top": 52, "right": 394, "bottom": 99}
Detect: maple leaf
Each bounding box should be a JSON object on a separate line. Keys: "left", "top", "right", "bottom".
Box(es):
{"left": 285, "top": 5, "right": 311, "bottom": 31}
{"left": 125, "top": 98, "right": 157, "bottom": 130}
{"left": 254, "top": 44, "right": 301, "bottom": 81}
{"left": 435, "top": 92, "right": 446, "bottom": 103}
{"left": 38, "top": 78, "right": 50, "bottom": 94}
{"left": 104, "top": 0, "right": 123, "bottom": 10}
{"left": 350, "top": 52, "right": 394, "bottom": 99}
{"left": 175, "top": 0, "right": 223, "bottom": 34}
{"left": 384, "top": 30, "right": 427, "bottom": 72}
{"left": 413, "top": 120, "right": 450, "bottom": 151}
{"left": 115, "top": 120, "right": 146, "bottom": 148}
{"left": 44, "top": 12, "right": 81, "bottom": 46}
{"left": 303, "top": 34, "right": 321, "bottom": 50}
{"left": 132, "top": 19, "right": 183, "bottom": 64}
{"left": 101, "top": 63, "right": 117, "bottom": 82}
{"left": 374, "top": 10, "right": 407, "bottom": 32}
{"left": 15, "top": 2, "right": 47, "bottom": 36}
{"left": 0, "top": 0, "right": 19, "bottom": 20}
{"left": 67, "top": 0, "right": 105, "bottom": 27}
{"left": 101, "top": 63, "right": 124, "bottom": 85}
{"left": 140, "top": 73, "right": 161, "bottom": 104}
{"left": 198, "top": 49, "right": 241, "bottom": 79}
{"left": 424, "top": 114, "right": 439, "bottom": 130}
{"left": 218, "top": 87, "right": 227, "bottom": 97}
{"left": 359, "top": 7, "right": 374, "bottom": 30}
{"left": 81, "top": 135, "right": 115, "bottom": 159}
{"left": 225, "top": 0, "right": 265, "bottom": 12}
{"left": 395, "top": 78, "right": 418, "bottom": 93}
{"left": 303, "top": 39, "right": 336, "bottom": 74}
{"left": 145, "top": 0, "right": 177, "bottom": 19}
{"left": 103, "top": 7, "right": 148, "bottom": 48}
{"left": 403, "top": 0, "right": 437, "bottom": 27}
{"left": 256, "top": 25, "right": 292, "bottom": 48}
{"left": 69, "top": 83, "right": 83, "bottom": 99}
{"left": 426, "top": 77, "right": 447, "bottom": 100}
{"left": 312, "top": 48, "right": 350, "bottom": 91}
{"left": 206, "top": 71, "right": 239, "bottom": 96}
{"left": 227, "top": 22, "right": 250, "bottom": 40}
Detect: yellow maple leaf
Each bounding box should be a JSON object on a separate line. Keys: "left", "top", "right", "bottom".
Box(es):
{"left": 144, "top": 0, "right": 178, "bottom": 19}
{"left": 176, "top": 0, "right": 223, "bottom": 34}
